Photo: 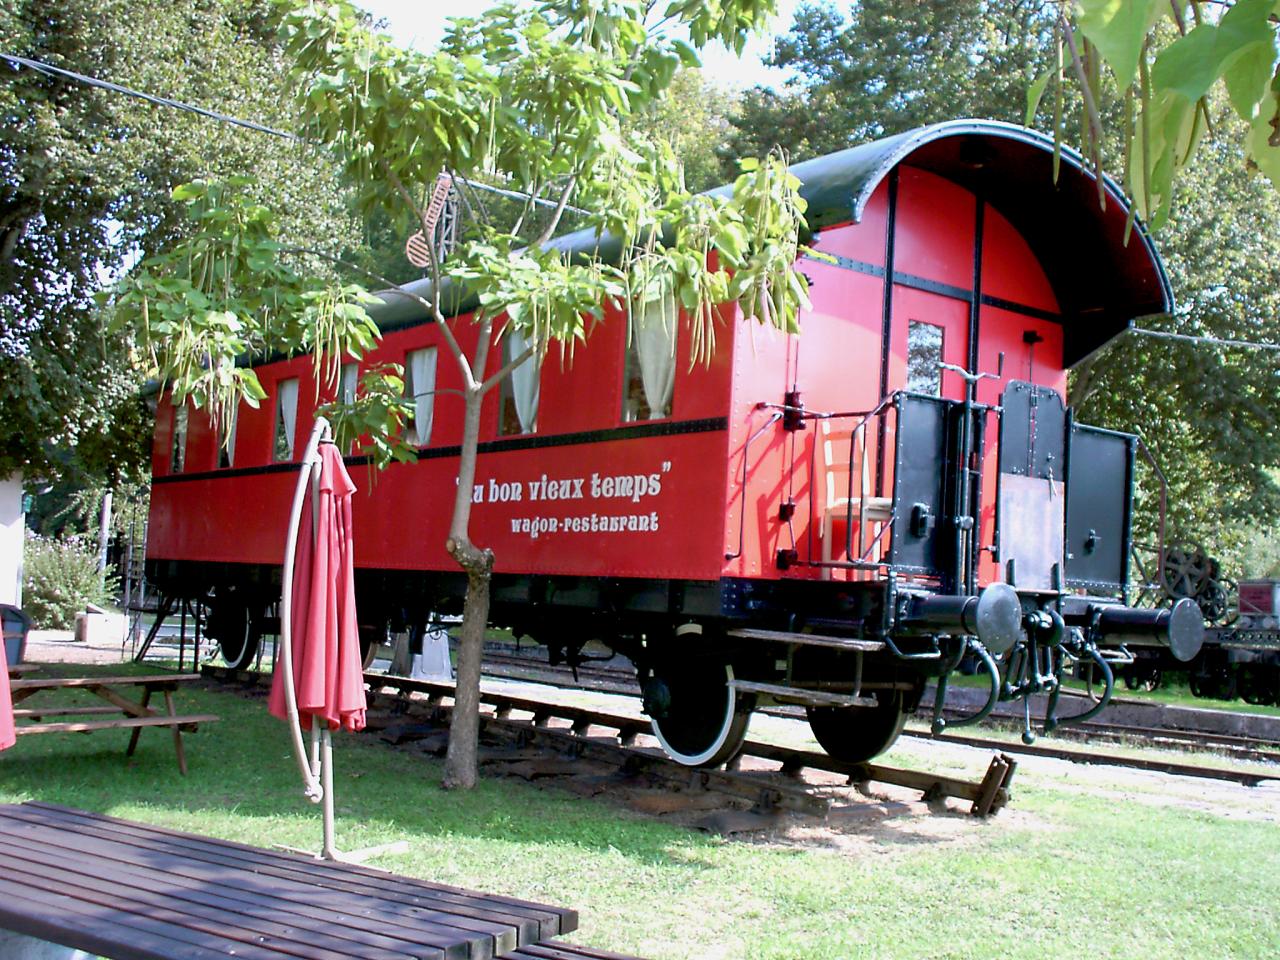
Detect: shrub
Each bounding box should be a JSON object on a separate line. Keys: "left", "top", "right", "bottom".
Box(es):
{"left": 22, "top": 532, "right": 118, "bottom": 630}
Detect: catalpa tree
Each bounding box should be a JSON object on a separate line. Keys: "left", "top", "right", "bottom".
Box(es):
{"left": 111, "top": 0, "right": 812, "bottom": 789}
{"left": 1039, "top": 0, "right": 1280, "bottom": 229}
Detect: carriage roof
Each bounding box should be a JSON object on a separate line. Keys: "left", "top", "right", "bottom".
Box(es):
{"left": 370, "top": 118, "right": 1172, "bottom": 368}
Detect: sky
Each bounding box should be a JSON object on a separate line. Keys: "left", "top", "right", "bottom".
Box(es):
{"left": 355, "top": 0, "right": 801, "bottom": 90}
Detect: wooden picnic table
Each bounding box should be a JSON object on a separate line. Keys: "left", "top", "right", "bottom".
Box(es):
{"left": 8, "top": 674, "right": 217, "bottom": 775}
{"left": 0, "top": 803, "right": 579, "bottom": 960}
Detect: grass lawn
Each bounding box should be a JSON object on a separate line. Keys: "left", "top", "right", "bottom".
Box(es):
{"left": 1, "top": 662, "right": 1278, "bottom": 959}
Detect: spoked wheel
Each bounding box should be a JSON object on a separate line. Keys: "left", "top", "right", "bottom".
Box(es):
{"left": 806, "top": 688, "right": 911, "bottom": 763}
{"left": 1122, "top": 664, "right": 1162, "bottom": 692}
{"left": 206, "top": 602, "right": 260, "bottom": 671}
{"left": 1237, "top": 665, "right": 1278, "bottom": 707}
{"left": 1160, "top": 542, "right": 1212, "bottom": 601}
{"left": 644, "top": 656, "right": 754, "bottom": 767}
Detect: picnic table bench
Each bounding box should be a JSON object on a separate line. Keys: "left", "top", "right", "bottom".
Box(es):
{"left": 8, "top": 674, "right": 217, "bottom": 775}
{"left": 0, "top": 803, "right": 579, "bottom": 959}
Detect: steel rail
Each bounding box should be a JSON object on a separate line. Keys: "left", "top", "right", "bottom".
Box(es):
{"left": 467, "top": 650, "right": 1280, "bottom": 778}
{"left": 360, "top": 673, "right": 1015, "bottom": 817}
{"left": 909, "top": 726, "right": 1277, "bottom": 786}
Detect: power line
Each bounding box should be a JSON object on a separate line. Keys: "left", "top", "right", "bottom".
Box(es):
{"left": 0, "top": 52, "right": 301, "bottom": 140}
{"left": 1, "top": 51, "right": 581, "bottom": 214}
{"left": 1130, "top": 326, "right": 1280, "bottom": 354}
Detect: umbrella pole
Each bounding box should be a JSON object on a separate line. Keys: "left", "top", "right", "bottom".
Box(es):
{"left": 321, "top": 727, "right": 337, "bottom": 860}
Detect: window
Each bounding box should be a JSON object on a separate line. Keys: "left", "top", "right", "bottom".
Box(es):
{"left": 339, "top": 362, "right": 360, "bottom": 453}
{"left": 340, "top": 362, "right": 359, "bottom": 406}
{"left": 170, "top": 404, "right": 188, "bottom": 474}
{"left": 274, "top": 378, "right": 299, "bottom": 461}
{"left": 622, "top": 294, "right": 676, "bottom": 422}
{"left": 906, "top": 320, "right": 943, "bottom": 396}
{"left": 217, "top": 404, "right": 238, "bottom": 469}
{"left": 499, "top": 328, "right": 539, "bottom": 435}
{"left": 404, "top": 347, "right": 437, "bottom": 446}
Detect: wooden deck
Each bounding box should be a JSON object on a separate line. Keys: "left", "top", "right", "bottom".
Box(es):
{"left": 0, "top": 803, "right": 578, "bottom": 959}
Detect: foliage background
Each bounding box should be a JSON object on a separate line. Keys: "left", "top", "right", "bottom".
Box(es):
{"left": 0, "top": 0, "right": 364, "bottom": 484}
{"left": 21, "top": 531, "right": 118, "bottom": 628}
{"left": 722, "top": 0, "right": 1280, "bottom": 571}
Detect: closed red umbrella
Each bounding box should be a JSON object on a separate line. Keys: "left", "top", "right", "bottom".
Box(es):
{"left": 268, "top": 418, "right": 370, "bottom": 861}
{"left": 267, "top": 438, "right": 366, "bottom": 734}
{"left": 0, "top": 661, "right": 13, "bottom": 752}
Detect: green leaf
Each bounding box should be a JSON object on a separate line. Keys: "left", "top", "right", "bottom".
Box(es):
{"left": 170, "top": 181, "right": 208, "bottom": 202}
{"left": 1076, "top": 0, "right": 1165, "bottom": 90}
{"left": 1247, "top": 97, "right": 1280, "bottom": 189}
{"left": 1152, "top": 24, "right": 1220, "bottom": 103}
{"left": 1025, "top": 66, "right": 1053, "bottom": 126}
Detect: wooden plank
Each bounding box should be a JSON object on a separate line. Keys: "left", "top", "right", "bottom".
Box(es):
{"left": 9, "top": 673, "right": 200, "bottom": 692}
{"left": 730, "top": 680, "right": 874, "bottom": 708}
{"left": 14, "top": 804, "right": 576, "bottom": 943}
{"left": 741, "top": 740, "right": 988, "bottom": 803}
{"left": 16, "top": 713, "right": 219, "bottom": 735}
{"left": 506, "top": 945, "right": 649, "bottom": 960}
{"left": 0, "top": 874, "right": 287, "bottom": 960}
{"left": 0, "top": 818, "right": 490, "bottom": 960}
{"left": 366, "top": 676, "right": 650, "bottom": 742}
{"left": 26, "top": 802, "right": 572, "bottom": 933}
{"left": 726, "top": 628, "right": 885, "bottom": 652}
{"left": 12, "top": 705, "right": 122, "bottom": 718}
{"left": 24, "top": 803, "right": 562, "bottom": 934}
{"left": 89, "top": 683, "right": 160, "bottom": 717}
{"left": 0, "top": 839, "right": 420, "bottom": 960}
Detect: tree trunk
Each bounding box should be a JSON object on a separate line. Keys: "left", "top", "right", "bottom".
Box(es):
{"left": 441, "top": 548, "right": 493, "bottom": 790}
{"left": 441, "top": 373, "right": 493, "bottom": 790}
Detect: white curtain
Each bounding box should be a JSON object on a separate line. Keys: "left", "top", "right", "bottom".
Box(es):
{"left": 171, "top": 405, "right": 188, "bottom": 472}
{"left": 340, "top": 362, "right": 359, "bottom": 404}
{"left": 408, "top": 347, "right": 437, "bottom": 446}
{"left": 507, "top": 328, "right": 540, "bottom": 433}
{"left": 635, "top": 294, "right": 676, "bottom": 419}
{"left": 278, "top": 378, "right": 299, "bottom": 459}
{"left": 220, "top": 403, "right": 238, "bottom": 468}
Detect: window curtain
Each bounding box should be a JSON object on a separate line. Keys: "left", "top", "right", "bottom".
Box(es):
{"left": 340, "top": 362, "right": 358, "bottom": 404}
{"left": 408, "top": 347, "right": 436, "bottom": 446}
{"left": 506, "top": 328, "right": 540, "bottom": 433}
{"left": 278, "top": 378, "right": 299, "bottom": 459}
{"left": 635, "top": 294, "right": 676, "bottom": 419}
{"left": 219, "top": 404, "right": 238, "bottom": 468}
{"left": 171, "top": 405, "right": 188, "bottom": 473}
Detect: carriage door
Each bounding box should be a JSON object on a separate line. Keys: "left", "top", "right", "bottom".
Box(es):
{"left": 887, "top": 287, "right": 970, "bottom": 401}
{"left": 879, "top": 287, "right": 972, "bottom": 584}
{"left": 880, "top": 285, "right": 972, "bottom": 499}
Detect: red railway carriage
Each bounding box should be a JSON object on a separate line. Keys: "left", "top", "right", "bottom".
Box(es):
{"left": 147, "top": 120, "right": 1204, "bottom": 766}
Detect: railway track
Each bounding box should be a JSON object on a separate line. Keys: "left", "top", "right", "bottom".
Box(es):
{"left": 201, "top": 665, "right": 1015, "bottom": 820}
{"left": 472, "top": 646, "right": 1280, "bottom": 782}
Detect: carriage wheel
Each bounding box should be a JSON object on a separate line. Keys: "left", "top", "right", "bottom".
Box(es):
{"left": 1122, "top": 664, "right": 1161, "bottom": 692}
{"left": 806, "top": 688, "right": 911, "bottom": 763}
{"left": 645, "top": 656, "right": 753, "bottom": 767}
{"left": 358, "top": 622, "right": 387, "bottom": 670}
{"left": 207, "top": 602, "right": 260, "bottom": 671}
{"left": 1238, "top": 665, "right": 1278, "bottom": 707}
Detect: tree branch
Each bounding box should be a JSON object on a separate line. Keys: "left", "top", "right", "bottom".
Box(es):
{"left": 531, "top": 173, "right": 580, "bottom": 247}
{"left": 379, "top": 161, "right": 478, "bottom": 390}
{"left": 479, "top": 343, "right": 535, "bottom": 396}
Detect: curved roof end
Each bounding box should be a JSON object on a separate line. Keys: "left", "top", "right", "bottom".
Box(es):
{"left": 790, "top": 119, "right": 1173, "bottom": 367}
